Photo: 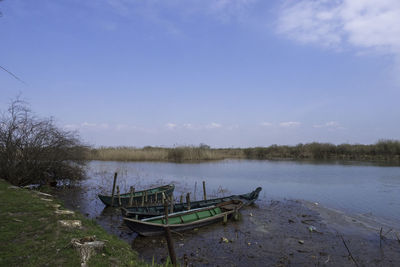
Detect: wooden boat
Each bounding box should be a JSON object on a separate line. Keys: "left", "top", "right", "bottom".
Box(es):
{"left": 98, "top": 184, "right": 175, "bottom": 207}
{"left": 123, "top": 200, "right": 244, "bottom": 236}
{"left": 121, "top": 187, "right": 261, "bottom": 218}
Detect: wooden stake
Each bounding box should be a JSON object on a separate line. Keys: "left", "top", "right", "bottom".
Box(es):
{"left": 145, "top": 191, "right": 148, "bottom": 205}
{"left": 162, "top": 192, "right": 166, "bottom": 205}
{"left": 170, "top": 196, "right": 174, "bottom": 213}
{"left": 339, "top": 234, "right": 359, "bottom": 267}
{"left": 233, "top": 208, "right": 239, "bottom": 221}
{"left": 164, "top": 200, "right": 169, "bottom": 224}
{"left": 180, "top": 194, "right": 183, "bottom": 203}
{"left": 110, "top": 172, "right": 118, "bottom": 207}
{"left": 202, "top": 181, "right": 207, "bottom": 200}
{"left": 129, "top": 187, "right": 135, "bottom": 206}
{"left": 116, "top": 186, "right": 121, "bottom": 206}
{"left": 163, "top": 201, "right": 177, "bottom": 266}
{"left": 186, "top": 193, "right": 191, "bottom": 210}
{"left": 223, "top": 214, "right": 228, "bottom": 224}
{"left": 141, "top": 194, "right": 144, "bottom": 206}
{"left": 194, "top": 181, "right": 197, "bottom": 201}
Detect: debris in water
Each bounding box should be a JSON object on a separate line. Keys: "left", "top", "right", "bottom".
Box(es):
{"left": 308, "top": 226, "right": 317, "bottom": 232}
{"left": 220, "top": 237, "right": 229, "bottom": 243}
{"left": 71, "top": 236, "right": 105, "bottom": 267}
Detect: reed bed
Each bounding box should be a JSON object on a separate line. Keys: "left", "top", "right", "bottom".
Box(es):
{"left": 88, "top": 140, "right": 400, "bottom": 163}
{"left": 89, "top": 146, "right": 244, "bottom": 162}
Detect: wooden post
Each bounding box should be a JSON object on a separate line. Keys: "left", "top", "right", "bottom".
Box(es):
{"left": 129, "top": 187, "right": 135, "bottom": 206}
{"left": 144, "top": 191, "right": 148, "bottom": 205}
{"left": 194, "top": 181, "right": 197, "bottom": 201}
{"left": 110, "top": 172, "right": 118, "bottom": 207}
{"left": 202, "top": 181, "right": 207, "bottom": 200}
{"left": 141, "top": 194, "right": 144, "bottom": 206}
{"left": 163, "top": 200, "right": 177, "bottom": 266}
{"left": 234, "top": 208, "right": 239, "bottom": 221}
{"left": 116, "top": 186, "right": 121, "bottom": 206}
{"left": 186, "top": 193, "right": 191, "bottom": 210}
{"left": 162, "top": 192, "right": 166, "bottom": 205}
{"left": 223, "top": 214, "right": 228, "bottom": 224}
{"left": 180, "top": 194, "right": 183, "bottom": 203}
{"left": 155, "top": 192, "right": 159, "bottom": 203}
{"left": 170, "top": 196, "right": 174, "bottom": 213}
{"left": 164, "top": 200, "right": 169, "bottom": 224}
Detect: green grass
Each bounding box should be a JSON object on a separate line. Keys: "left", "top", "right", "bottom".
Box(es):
{"left": 0, "top": 179, "right": 174, "bottom": 266}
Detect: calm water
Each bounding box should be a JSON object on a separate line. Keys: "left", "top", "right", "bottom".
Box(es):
{"left": 62, "top": 160, "right": 400, "bottom": 226}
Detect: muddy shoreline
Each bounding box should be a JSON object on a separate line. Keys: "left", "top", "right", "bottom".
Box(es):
{"left": 55, "top": 186, "right": 400, "bottom": 266}
{"left": 129, "top": 200, "right": 400, "bottom": 266}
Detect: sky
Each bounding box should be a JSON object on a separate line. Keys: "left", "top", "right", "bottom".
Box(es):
{"left": 1, "top": 0, "right": 399, "bottom": 147}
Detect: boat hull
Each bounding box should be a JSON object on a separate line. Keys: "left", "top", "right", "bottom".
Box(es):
{"left": 121, "top": 187, "right": 261, "bottom": 218}
{"left": 98, "top": 184, "right": 175, "bottom": 207}
{"left": 123, "top": 200, "right": 243, "bottom": 236}
{"left": 124, "top": 213, "right": 229, "bottom": 236}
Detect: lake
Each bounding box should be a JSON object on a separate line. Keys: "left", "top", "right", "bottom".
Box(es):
{"left": 60, "top": 159, "right": 400, "bottom": 226}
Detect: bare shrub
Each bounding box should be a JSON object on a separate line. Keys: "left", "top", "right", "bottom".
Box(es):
{"left": 0, "top": 98, "right": 88, "bottom": 186}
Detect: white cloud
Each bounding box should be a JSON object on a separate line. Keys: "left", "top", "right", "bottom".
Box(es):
{"left": 260, "top": 122, "right": 273, "bottom": 127}
{"left": 63, "top": 124, "right": 79, "bottom": 130}
{"left": 81, "top": 122, "right": 97, "bottom": 127}
{"left": 206, "top": 122, "right": 222, "bottom": 129}
{"left": 313, "top": 121, "right": 344, "bottom": 129}
{"left": 279, "top": 121, "right": 301, "bottom": 127}
{"left": 277, "top": 0, "right": 400, "bottom": 56}
{"left": 165, "top": 123, "right": 177, "bottom": 130}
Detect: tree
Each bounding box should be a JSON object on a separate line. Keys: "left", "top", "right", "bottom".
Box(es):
{"left": 0, "top": 98, "right": 88, "bottom": 186}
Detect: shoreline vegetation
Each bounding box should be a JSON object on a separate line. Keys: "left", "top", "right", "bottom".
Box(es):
{"left": 0, "top": 179, "right": 142, "bottom": 266}
{"left": 88, "top": 140, "right": 400, "bottom": 164}
{"left": 0, "top": 179, "right": 175, "bottom": 266}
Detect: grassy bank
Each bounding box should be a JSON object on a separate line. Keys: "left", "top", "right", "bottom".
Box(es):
{"left": 88, "top": 140, "right": 400, "bottom": 164}
{"left": 0, "top": 179, "right": 146, "bottom": 266}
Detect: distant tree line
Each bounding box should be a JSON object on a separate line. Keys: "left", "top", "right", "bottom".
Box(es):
{"left": 243, "top": 141, "right": 400, "bottom": 161}
{"left": 0, "top": 99, "right": 88, "bottom": 186}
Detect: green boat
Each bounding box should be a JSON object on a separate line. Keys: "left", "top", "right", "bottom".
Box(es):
{"left": 123, "top": 200, "right": 244, "bottom": 236}
{"left": 121, "top": 187, "right": 261, "bottom": 218}
{"left": 98, "top": 184, "right": 175, "bottom": 207}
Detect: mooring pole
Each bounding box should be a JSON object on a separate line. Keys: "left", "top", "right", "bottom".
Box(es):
{"left": 129, "top": 187, "right": 135, "bottom": 206}
{"left": 170, "top": 196, "right": 174, "bottom": 213}
{"left": 110, "top": 172, "right": 118, "bottom": 207}
{"left": 163, "top": 200, "right": 177, "bottom": 266}
{"left": 116, "top": 186, "right": 121, "bottom": 206}
{"left": 202, "top": 181, "right": 207, "bottom": 200}
{"left": 194, "top": 181, "right": 197, "bottom": 201}
{"left": 186, "top": 193, "right": 191, "bottom": 210}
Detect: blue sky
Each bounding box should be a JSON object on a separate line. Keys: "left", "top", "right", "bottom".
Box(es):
{"left": 1, "top": 0, "right": 399, "bottom": 147}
